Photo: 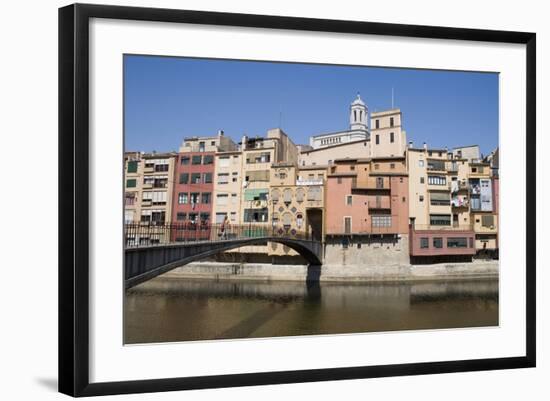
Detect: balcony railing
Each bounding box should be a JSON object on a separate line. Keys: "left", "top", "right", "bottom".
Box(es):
{"left": 411, "top": 223, "right": 474, "bottom": 232}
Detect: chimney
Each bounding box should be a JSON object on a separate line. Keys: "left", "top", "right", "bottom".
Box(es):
{"left": 218, "top": 129, "right": 224, "bottom": 136}
{"left": 423, "top": 142, "right": 427, "bottom": 151}
{"left": 241, "top": 135, "right": 248, "bottom": 150}
{"left": 408, "top": 141, "right": 413, "bottom": 149}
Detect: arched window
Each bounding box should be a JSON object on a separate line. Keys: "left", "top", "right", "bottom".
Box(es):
{"left": 283, "top": 188, "right": 293, "bottom": 203}
{"left": 282, "top": 212, "right": 292, "bottom": 228}
{"left": 296, "top": 188, "right": 305, "bottom": 202}
{"left": 271, "top": 188, "right": 280, "bottom": 202}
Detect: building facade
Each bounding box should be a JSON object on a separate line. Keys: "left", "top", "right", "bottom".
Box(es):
{"left": 171, "top": 132, "right": 237, "bottom": 240}
{"left": 123, "top": 95, "right": 499, "bottom": 266}
{"left": 124, "top": 151, "right": 177, "bottom": 245}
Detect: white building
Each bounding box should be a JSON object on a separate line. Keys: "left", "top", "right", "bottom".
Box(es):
{"left": 309, "top": 93, "right": 369, "bottom": 149}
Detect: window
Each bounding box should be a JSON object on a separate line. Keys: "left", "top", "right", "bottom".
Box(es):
{"left": 179, "top": 173, "right": 189, "bottom": 184}
{"left": 430, "top": 192, "right": 450, "bottom": 205}
{"left": 430, "top": 214, "right": 451, "bottom": 226}
{"left": 216, "top": 194, "right": 228, "bottom": 206}
{"left": 372, "top": 215, "right": 392, "bottom": 227}
{"left": 420, "top": 238, "right": 429, "bottom": 248}
{"left": 428, "top": 175, "right": 446, "bottom": 185}
{"left": 296, "top": 188, "right": 305, "bottom": 202}
{"left": 154, "top": 163, "right": 169, "bottom": 172}
{"left": 180, "top": 156, "right": 190, "bottom": 165}
{"left": 200, "top": 212, "right": 210, "bottom": 223}
{"left": 376, "top": 177, "right": 384, "bottom": 188}
{"left": 337, "top": 177, "right": 342, "bottom": 184}
{"left": 307, "top": 187, "right": 322, "bottom": 201}
{"left": 176, "top": 212, "right": 186, "bottom": 221}
{"left": 231, "top": 194, "right": 237, "bottom": 204}
{"left": 215, "top": 213, "right": 226, "bottom": 224}
{"left": 126, "top": 179, "right": 136, "bottom": 188}
{"left": 124, "top": 210, "right": 134, "bottom": 224}
{"left": 375, "top": 135, "right": 380, "bottom": 145}
{"left": 390, "top": 117, "right": 394, "bottom": 127}
{"left": 211, "top": 141, "right": 216, "bottom": 146}
{"left": 192, "top": 155, "right": 202, "bottom": 165}
{"left": 198, "top": 142, "right": 205, "bottom": 152}
{"left": 148, "top": 191, "right": 167, "bottom": 205}
{"left": 203, "top": 155, "right": 214, "bottom": 164}
{"left": 482, "top": 215, "right": 495, "bottom": 227}
{"left": 282, "top": 212, "right": 292, "bottom": 228}
{"left": 203, "top": 173, "right": 213, "bottom": 183}
{"left": 346, "top": 195, "right": 352, "bottom": 205}
{"left": 191, "top": 173, "right": 201, "bottom": 184}
{"left": 232, "top": 172, "right": 238, "bottom": 182}
{"left": 296, "top": 213, "right": 303, "bottom": 229}
{"left": 217, "top": 173, "right": 229, "bottom": 184}
{"left": 247, "top": 170, "right": 270, "bottom": 182}
{"left": 433, "top": 237, "right": 443, "bottom": 248}
{"left": 374, "top": 164, "right": 380, "bottom": 170}
{"left": 243, "top": 208, "right": 269, "bottom": 222}
{"left": 283, "top": 188, "right": 293, "bottom": 203}
{"left": 344, "top": 217, "right": 352, "bottom": 234}
{"left": 419, "top": 160, "right": 424, "bottom": 167}
{"left": 375, "top": 119, "right": 379, "bottom": 129}
{"left": 390, "top": 163, "right": 395, "bottom": 169}
{"left": 230, "top": 212, "right": 236, "bottom": 222}
{"left": 447, "top": 237, "right": 468, "bottom": 248}
{"left": 390, "top": 132, "right": 394, "bottom": 143}
{"left": 127, "top": 160, "right": 138, "bottom": 173}
{"left": 244, "top": 189, "right": 268, "bottom": 201}
{"left": 218, "top": 157, "right": 230, "bottom": 168}
{"left": 419, "top": 195, "right": 424, "bottom": 202}
{"left": 201, "top": 193, "right": 211, "bottom": 204}
{"left": 178, "top": 192, "right": 188, "bottom": 204}
{"left": 271, "top": 189, "right": 280, "bottom": 202}
{"left": 190, "top": 193, "right": 200, "bottom": 204}
{"left": 420, "top": 177, "right": 425, "bottom": 184}
{"left": 125, "top": 192, "right": 136, "bottom": 206}
{"left": 469, "top": 238, "right": 474, "bottom": 248}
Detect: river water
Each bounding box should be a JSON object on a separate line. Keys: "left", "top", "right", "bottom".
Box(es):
{"left": 124, "top": 278, "right": 498, "bottom": 344}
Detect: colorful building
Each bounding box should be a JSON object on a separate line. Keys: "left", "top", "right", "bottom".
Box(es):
{"left": 171, "top": 132, "right": 237, "bottom": 240}
{"left": 124, "top": 151, "right": 177, "bottom": 245}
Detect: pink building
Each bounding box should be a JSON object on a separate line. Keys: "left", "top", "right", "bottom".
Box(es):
{"left": 325, "top": 158, "right": 409, "bottom": 236}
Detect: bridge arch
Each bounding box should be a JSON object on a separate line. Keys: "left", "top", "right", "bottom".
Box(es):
{"left": 125, "top": 236, "right": 322, "bottom": 289}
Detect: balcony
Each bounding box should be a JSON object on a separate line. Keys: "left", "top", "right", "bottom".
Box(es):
{"left": 352, "top": 176, "right": 390, "bottom": 191}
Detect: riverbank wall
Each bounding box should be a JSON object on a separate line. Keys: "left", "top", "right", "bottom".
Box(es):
{"left": 162, "top": 260, "right": 499, "bottom": 283}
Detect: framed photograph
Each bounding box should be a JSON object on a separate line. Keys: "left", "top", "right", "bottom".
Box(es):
{"left": 58, "top": 3, "right": 536, "bottom": 397}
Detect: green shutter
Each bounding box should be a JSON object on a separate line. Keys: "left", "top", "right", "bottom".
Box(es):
{"left": 126, "top": 179, "right": 136, "bottom": 188}
{"left": 127, "top": 161, "right": 138, "bottom": 173}
{"left": 244, "top": 189, "right": 268, "bottom": 201}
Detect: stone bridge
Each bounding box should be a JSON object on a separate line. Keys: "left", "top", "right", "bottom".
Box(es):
{"left": 125, "top": 237, "right": 323, "bottom": 289}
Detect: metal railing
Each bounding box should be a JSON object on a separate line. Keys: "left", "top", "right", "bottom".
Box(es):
{"left": 124, "top": 222, "right": 316, "bottom": 248}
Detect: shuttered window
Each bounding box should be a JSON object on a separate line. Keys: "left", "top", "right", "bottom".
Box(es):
{"left": 127, "top": 161, "right": 138, "bottom": 173}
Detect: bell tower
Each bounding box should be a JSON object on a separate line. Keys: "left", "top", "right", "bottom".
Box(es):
{"left": 350, "top": 92, "right": 368, "bottom": 131}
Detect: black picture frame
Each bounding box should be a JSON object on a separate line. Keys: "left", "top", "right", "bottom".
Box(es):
{"left": 59, "top": 3, "right": 536, "bottom": 397}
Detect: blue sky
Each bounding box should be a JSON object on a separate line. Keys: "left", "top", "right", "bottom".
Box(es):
{"left": 124, "top": 55, "right": 499, "bottom": 156}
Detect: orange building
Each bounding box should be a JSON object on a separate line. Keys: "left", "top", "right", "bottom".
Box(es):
{"left": 324, "top": 157, "right": 409, "bottom": 266}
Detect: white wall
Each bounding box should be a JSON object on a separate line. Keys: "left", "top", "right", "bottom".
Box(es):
{"left": 1, "top": 0, "right": 547, "bottom": 400}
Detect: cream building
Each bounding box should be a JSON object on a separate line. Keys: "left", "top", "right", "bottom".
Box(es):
{"left": 212, "top": 150, "right": 242, "bottom": 224}
{"left": 370, "top": 109, "right": 407, "bottom": 158}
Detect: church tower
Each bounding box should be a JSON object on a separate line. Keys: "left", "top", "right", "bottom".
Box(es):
{"left": 349, "top": 93, "right": 368, "bottom": 131}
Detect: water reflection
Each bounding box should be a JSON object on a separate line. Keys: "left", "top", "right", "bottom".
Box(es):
{"left": 124, "top": 278, "right": 498, "bottom": 344}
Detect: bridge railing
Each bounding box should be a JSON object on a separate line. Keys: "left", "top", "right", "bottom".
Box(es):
{"left": 124, "top": 222, "right": 317, "bottom": 248}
